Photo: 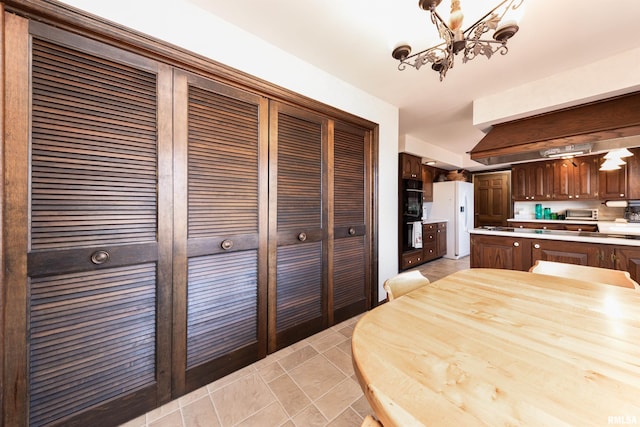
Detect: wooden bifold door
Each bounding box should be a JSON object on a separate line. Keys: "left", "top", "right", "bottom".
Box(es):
{"left": 2, "top": 11, "right": 375, "bottom": 427}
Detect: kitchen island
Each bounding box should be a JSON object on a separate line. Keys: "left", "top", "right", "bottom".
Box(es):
{"left": 470, "top": 225, "right": 640, "bottom": 282}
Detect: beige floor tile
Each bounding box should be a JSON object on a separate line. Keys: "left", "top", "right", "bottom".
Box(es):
{"left": 335, "top": 323, "right": 354, "bottom": 338}
{"left": 268, "top": 373, "right": 311, "bottom": 417}
{"left": 314, "top": 377, "right": 363, "bottom": 421}
{"left": 179, "top": 386, "right": 209, "bottom": 408}
{"left": 326, "top": 407, "right": 364, "bottom": 427}
{"left": 309, "top": 331, "right": 349, "bottom": 353}
{"left": 207, "top": 365, "right": 256, "bottom": 393}
{"left": 350, "top": 396, "right": 374, "bottom": 419}
{"left": 236, "top": 401, "right": 288, "bottom": 427}
{"left": 181, "top": 396, "right": 220, "bottom": 427}
{"left": 288, "top": 355, "right": 346, "bottom": 401}
{"left": 322, "top": 346, "right": 354, "bottom": 376}
{"left": 210, "top": 373, "right": 275, "bottom": 426}
{"left": 258, "top": 360, "right": 286, "bottom": 383}
{"left": 336, "top": 339, "right": 352, "bottom": 356}
{"left": 146, "top": 400, "right": 180, "bottom": 423}
{"left": 278, "top": 345, "right": 319, "bottom": 371}
{"left": 291, "top": 404, "right": 327, "bottom": 427}
{"left": 148, "top": 409, "right": 184, "bottom": 427}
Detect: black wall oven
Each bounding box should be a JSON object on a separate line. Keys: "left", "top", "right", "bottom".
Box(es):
{"left": 403, "top": 179, "right": 423, "bottom": 220}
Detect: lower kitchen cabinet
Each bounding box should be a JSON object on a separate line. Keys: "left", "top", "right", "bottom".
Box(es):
{"left": 402, "top": 249, "right": 424, "bottom": 269}
{"left": 422, "top": 222, "right": 447, "bottom": 262}
{"left": 471, "top": 234, "right": 640, "bottom": 283}
{"left": 530, "top": 240, "right": 602, "bottom": 266}
{"left": 470, "top": 234, "right": 531, "bottom": 271}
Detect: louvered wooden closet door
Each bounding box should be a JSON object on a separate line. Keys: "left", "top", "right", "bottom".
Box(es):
{"left": 172, "top": 71, "right": 268, "bottom": 394}
{"left": 268, "top": 102, "right": 328, "bottom": 352}
{"left": 13, "top": 22, "right": 173, "bottom": 427}
{"left": 332, "top": 123, "right": 371, "bottom": 323}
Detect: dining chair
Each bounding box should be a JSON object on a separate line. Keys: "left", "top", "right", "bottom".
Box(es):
{"left": 529, "top": 260, "right": 640, "bottom": 290}
{"left": 383, "top": 270, "right": 430, "bottom": 301}
{"left": 361, "top": 414, "right": 383, "bottom": 427}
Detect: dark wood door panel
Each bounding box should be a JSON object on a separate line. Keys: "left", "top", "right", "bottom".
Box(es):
{"left": 1, "top": 19, "right": 175, "bottom": 427}
{"left": 172, "top": 70, "right": 268, "bottom": 395}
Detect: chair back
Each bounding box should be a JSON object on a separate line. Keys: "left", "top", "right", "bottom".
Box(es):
{"left": 361, "top": 415, "right": 383, "bottom": 427}
{"left": 383, "top": 270, "right": 430, "bottom": 301}
{"left": 529, "top": 260, "right": 640, "bottom": 290}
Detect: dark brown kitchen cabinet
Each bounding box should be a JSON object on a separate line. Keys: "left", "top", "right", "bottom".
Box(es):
{"left": 422, "top": 164, "right": 434, "bottom": 202}
{"left": 470, "top": 234, "right": 531, "bottom": 271}
{"left": 530, "top": 240, "right": 602, "bottom": 266}
{"left": 611, "top": 246, "right": 640, "bottom": 283}
{"left": 553, "top": 156, "right": 599, "bottom": 200}
{"left": 512, "top": 161, "right": 553, "bottom": 201}
{"left": 172, "top": 70, "right": 268, "bottom": 395}
{"left": 598, "top": 153, "right": 628, "bottom": 199}
{"left": 423, "top": 222, "right": 447, "bottom": 261}
{"left": 400, "top": 152, "right": 422, "bottom": 180}
{"left": 4, "top": 18, "right": 173, "bottom": 426}
{"left": 2, "top": 5, "right": 377, "bottom": 427}
{"left": 401, "top": 249, "right": 424, "bottom": 269}
{"left": 627, "top": 147, "right": 640, "bottom": 199}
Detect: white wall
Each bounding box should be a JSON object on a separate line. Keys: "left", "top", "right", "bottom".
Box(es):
{"left": 59, "top": 0, "right": 399, "bottom": 301}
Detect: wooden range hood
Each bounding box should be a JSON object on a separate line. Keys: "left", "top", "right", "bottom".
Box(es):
{"left": 470, "top": 91, "right": 640, "bottom": 165}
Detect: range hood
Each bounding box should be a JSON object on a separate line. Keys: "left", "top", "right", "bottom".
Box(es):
{"left": 470, "top": 92, "right": 640, "bottom": 165}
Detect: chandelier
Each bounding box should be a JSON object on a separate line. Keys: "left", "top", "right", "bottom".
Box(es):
{"left": 392, "top": 0, "right": 525, "bottom": 80}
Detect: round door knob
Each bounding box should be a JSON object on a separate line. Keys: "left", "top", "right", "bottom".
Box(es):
{"left": 90, "top": 250, "right": 110, "bottom": 265}
{"left": 221, "top": 239, "right": 234, "bottom": 250}
{"left": 298, "top": 232, "right": 307, "bottom": 242}
{"left": 534, "top": 244, "right": 540, "bottom": 249}
{"left": 513, "top": 242, "right": 520, "bottom": 247}
{"left": 348, "top": 227, "right": 356, "bottom": 235}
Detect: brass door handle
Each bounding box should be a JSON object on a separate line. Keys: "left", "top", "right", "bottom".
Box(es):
{"left": 348, "top": 227, "right": 356, "bottom": 235}
{"left": 221, "top": 239, "right": 234, "bottom": 250}
{"left": 298, "top": 232, "right": 307, "bottom": 242}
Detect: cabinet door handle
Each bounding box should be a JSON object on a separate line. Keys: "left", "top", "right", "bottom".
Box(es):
{"left": 348, "top": 227, "right": 356, "bottom": 235}
{"left": 90, "top": 250, "right": 110, "bottom": 265}
{"left": 221, "top": 239, "right": 234, "bottom": 250}
{"left": 298, "top": 232, "right": 307, "bottom": 242}
{"left": 513, "top": 242, "right": 520, "bottom": 247}
{"left": 533, "top": 244, "right": 540, "bottom": 249}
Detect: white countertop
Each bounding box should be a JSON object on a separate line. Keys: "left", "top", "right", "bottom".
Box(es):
{"left": 422, "top": 218, "right": 448, "bottom": 224}
{"left": 508, "top": 218, "right": 602, "bottom": 225}
{"left": 471, "top": 227, "right": 640, "bottom": 247}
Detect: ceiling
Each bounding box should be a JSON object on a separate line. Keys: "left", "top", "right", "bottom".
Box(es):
{"left": 191, "top": 0, "right": 640, "bottom": 170}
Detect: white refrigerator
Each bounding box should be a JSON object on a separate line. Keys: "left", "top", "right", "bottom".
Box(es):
{"left": 431, "top": 181, "right": 474, "bottom": 259}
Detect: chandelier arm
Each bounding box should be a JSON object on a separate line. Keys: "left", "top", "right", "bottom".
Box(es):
{"left": 463, "top": 0, "right": 523, "bottom": 39}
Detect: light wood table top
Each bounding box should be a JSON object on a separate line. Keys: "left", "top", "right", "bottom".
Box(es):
{"left": 352, "top": 268, "right": 640, "bottom": 426}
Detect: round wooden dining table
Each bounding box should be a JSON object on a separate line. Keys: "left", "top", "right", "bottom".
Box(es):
{"left": 352, "top": 268, "right": 640, "bottom": 426}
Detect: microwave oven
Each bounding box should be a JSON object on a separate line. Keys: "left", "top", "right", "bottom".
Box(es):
{"left": 565, "top": 209, "right": 599, "bottom": 220}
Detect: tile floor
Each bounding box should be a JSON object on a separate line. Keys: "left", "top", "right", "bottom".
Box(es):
{"left": 120, "top": 256, "right": 470, "bottom": 427}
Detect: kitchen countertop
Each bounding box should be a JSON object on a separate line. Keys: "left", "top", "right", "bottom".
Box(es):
{"left": 471, "top": 226, "right": 640, "bottom": 247}
{"left": 422, "top": 218, "right": 448, "bottom": 224}
{"left": 508, "top": 218, "right": 603, "bottom": 225}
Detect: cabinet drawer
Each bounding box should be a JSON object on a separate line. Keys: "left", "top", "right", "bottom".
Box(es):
{"left": 401, "top": 250, "right": 424, "bottom": 269}
{"left": 423, "top": 242, "right": 437, "bottom": 261}
{"left": 424, "top": 231, "right": 437, "bottom": 242}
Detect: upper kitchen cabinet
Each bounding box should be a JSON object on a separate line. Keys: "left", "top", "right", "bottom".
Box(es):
{"left": 598, "top": 153, "right": 628, "bottom": 200}
{"left": 628, "top": 147, "right": 640, "bottom": 200}
{"left": 553, "top": 155, "right": 599, "bottom": 200}
{"left": 512, "top": 161, "right": 553, "bottom": 201}
{"left": 422, "top": 164, "right": 434, "bottom": 202}
{"left": 400, "top": 152, "right": 422, "bottom": 180}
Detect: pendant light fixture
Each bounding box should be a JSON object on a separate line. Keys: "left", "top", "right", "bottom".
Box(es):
{"left": 392, "top": 0, "right": 525, "bottom": 80}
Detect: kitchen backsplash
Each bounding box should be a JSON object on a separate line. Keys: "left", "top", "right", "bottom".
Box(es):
{"left": 513, "top": 200, "right": 626, "bottom": 221}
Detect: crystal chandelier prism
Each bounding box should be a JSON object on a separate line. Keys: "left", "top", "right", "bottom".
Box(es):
{"left": 392, "top": 0, "right": 525, "bottom": 80}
